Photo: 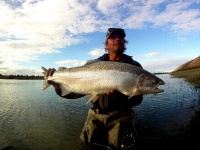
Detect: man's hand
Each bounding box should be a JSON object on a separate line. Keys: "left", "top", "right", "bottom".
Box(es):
{"left": 105, "top": 90, "right": 120, "bottom": 96}
{"left": 46, "top": 68, "right": 60, "bottom": 89}
{"left": 46, "top": 68, "right": 56, "bottom": 78}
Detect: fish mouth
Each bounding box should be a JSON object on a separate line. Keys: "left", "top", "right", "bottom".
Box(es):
{"left": 153, "top": 87, "right": 164, "bottom": 93}
{"left": 152, "top": 81, "right": 165, "bottom": 93}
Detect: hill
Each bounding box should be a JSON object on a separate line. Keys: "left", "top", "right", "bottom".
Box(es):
{"left": 172, "top": 56, "right": 200, "bottom": 72}
{"left": 171, "top": 56, "right": 200, "bottom": 88}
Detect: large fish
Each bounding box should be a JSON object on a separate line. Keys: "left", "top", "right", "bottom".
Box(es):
{"left": 41, "top": 61, "right": 165, "bottom": 103}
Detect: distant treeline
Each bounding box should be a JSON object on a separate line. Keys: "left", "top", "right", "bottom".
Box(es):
{"left": 154, "top": 72, "right": 170, "bottom": 75}
{"left": 0, "top": 74, "right": 43, "bottom": 80}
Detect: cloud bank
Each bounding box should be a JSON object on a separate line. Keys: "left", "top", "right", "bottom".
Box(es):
{"left": 0, "top": 0, "right": 200, "bottom": 75}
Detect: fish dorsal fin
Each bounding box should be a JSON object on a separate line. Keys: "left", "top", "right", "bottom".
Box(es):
{"left": 86, "top": 94, "right": 99, "bottom": 104}
{"left": 58, "top": 67, "right": 66, "bottom": 71}
{"left": 85, "top": 59, "right": 102, "bottom": 65}
{"left": 59, "top": 84, "right": 72, "bottom": 96}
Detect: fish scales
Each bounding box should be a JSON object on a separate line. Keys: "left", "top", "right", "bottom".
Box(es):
{"left": 41, "top": 61, "right": 165, "bottom": 104}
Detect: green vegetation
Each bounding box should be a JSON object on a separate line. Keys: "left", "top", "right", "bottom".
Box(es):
{"left": 0, "top": 74, "right": 43, "bottom": 80}
{"left": 172, "top": 56, "right": 200, "bottom": 72}
{"left": 170, "top": 67, "right": 200, "bottom": 88}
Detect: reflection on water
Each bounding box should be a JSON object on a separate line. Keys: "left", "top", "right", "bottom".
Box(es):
{"left": 134, "top": 74, "right": 200, "bottom": 149}
{"left": 0, "top": 74, "right": 200, "bottom": 150}
{"left": 0, "top": 80, "right": 90, "bottom": 150}
{"left": 135, "top": 74, "right": 200, "bottom": 134}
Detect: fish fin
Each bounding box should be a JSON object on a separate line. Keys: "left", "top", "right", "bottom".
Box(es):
{"left": 41, "top": 66, "right": 48, "bottom": 80}
{"left": 58, "top": 67, "right": 66, "bottom": 71}
{"left": 42, "top": 81, "right": 50, "bottom": 91}
{"left": 84, "top": 59, "right": 102, "bottom": 65}
{"left": 59, "top": 84, "right": 72, "bottom": 96}
{"left": 41, "top": 66, "right": 50, "bottom": 90}
{"left": 128, "top": 90, "right": 136, "bottom": 99}
{"left": 86, "top": 94, "right": 99, "bottom": 104}
{"left": 128, "top": 94, "right": 138, "bottom": 99}
{"left": 128, "top": 88, "right": 139, "bottom": 99}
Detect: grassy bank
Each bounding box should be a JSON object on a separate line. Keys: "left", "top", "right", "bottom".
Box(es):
{"left": 170, "top": 67, "right": 200, "bottom": 88}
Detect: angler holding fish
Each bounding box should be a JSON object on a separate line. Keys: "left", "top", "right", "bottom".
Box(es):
{"left": 42, "top": 28, "right": 165, "bottom": 149}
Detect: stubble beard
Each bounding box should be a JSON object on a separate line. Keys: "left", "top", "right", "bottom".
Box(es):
{"left": 115, "top": 48, "right": 124, "bottom": 54}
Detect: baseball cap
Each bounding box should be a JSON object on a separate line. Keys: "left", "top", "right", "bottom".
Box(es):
{"left": 106, "top": 28, "right": 126, "bottom": 39}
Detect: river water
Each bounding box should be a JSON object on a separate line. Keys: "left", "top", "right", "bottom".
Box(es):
{"left": 0, "top": 74, "right": 200, "bottom": 150}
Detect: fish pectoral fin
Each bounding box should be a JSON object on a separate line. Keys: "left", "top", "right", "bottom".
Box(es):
{"left": 59, "top": 84, "right": 72, "bottom": 96}
{"left": 128, "top": 89, "right": 139, "bottom": 99}
{"left": 128, "top": 93, "right": 136, "bottom": 99}
{"left": 86, "top": 94, "right": 99, "bottom": 104}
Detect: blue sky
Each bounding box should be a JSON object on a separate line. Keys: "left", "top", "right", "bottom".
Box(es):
{"left": 0, "top": 0, "right": 200, "bottom": 75}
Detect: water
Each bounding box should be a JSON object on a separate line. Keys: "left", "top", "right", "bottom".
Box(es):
{"left": 0, "top": 80, "right": 91, "bottom": 150}
{"left": 0, "top": 74, "right": 200, "bottom": 150}
{"left": 134, "top": 74, "right": 200, "bottom": 138}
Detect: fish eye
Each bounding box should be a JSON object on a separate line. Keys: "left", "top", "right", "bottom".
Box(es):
{"left": 152, "top": 80, "right": 158, "bottom": 84}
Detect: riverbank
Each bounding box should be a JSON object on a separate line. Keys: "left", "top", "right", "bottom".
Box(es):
{"left": 170, "top": 67, "right": 200, "bottom": 88}
{"left": 0, "top": 75, "right": 43, "bottom": 80}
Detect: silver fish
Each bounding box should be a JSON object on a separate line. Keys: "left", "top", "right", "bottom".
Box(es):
{"left": 41, "top": 61, "right": 165, "bottom": 103}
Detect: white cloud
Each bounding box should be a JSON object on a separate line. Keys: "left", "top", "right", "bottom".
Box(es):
{"left": 153, "top": 1, "right": 200, "bottom": 33}
{"left": 143, "top": 52, "right": 163, "bottom": 57}
{"left": 88, "top": 48, "right": 105, "bottom": 56}
{"left": 142, "top": 56, "right": 195, "bottom": 73}
{"left": 177, "top": 37, "right": 186, "bottom": 41}
{"left": 0, "top": 0, "right": 200, "bottom": 75}
{"left": 0, "top": 61, "right": 40, "bottom": 75}
{"left": 97, "top": 0, "right": 124, "bottom": 15}
{"left": 56, "top": 59, "right": 86, "bottom": 68}
{"left": 0, "top": 0, "right": 92, "bottom": 74}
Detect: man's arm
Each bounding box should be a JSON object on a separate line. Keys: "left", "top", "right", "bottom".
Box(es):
{"left": 129, "top": 95, "right": 143, "bottom": 106}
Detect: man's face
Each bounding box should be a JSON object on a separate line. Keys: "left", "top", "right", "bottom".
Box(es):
{"left": 106, "top": 33, "right": 125, "bottom": 53}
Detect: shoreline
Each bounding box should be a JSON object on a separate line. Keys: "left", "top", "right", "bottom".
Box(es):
{"left": 170, "top": 67, "right": 200, "bottom": 88}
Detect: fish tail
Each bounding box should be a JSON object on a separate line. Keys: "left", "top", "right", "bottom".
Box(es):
{"left": 41, "top": 66, "right": 48, "bottom": 80}
{"left": 41, "top": 66, "right": 50, "bottom": 90}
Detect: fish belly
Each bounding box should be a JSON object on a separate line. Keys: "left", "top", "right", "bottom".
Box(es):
{"left": 52, "top": 70, "right": 135, "bottom": 96}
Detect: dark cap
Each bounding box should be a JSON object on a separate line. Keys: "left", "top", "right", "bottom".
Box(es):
{"left": 106, "top": 28, "right": 126, "bottom": 39}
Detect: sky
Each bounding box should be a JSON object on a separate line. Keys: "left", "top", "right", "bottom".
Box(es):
{"left": 0, "top": 0, "right": 200, "bottom": 76}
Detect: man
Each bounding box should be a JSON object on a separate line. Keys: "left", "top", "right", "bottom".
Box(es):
{"left": 47, "top": 28, "right": 143, "bottom": 149}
